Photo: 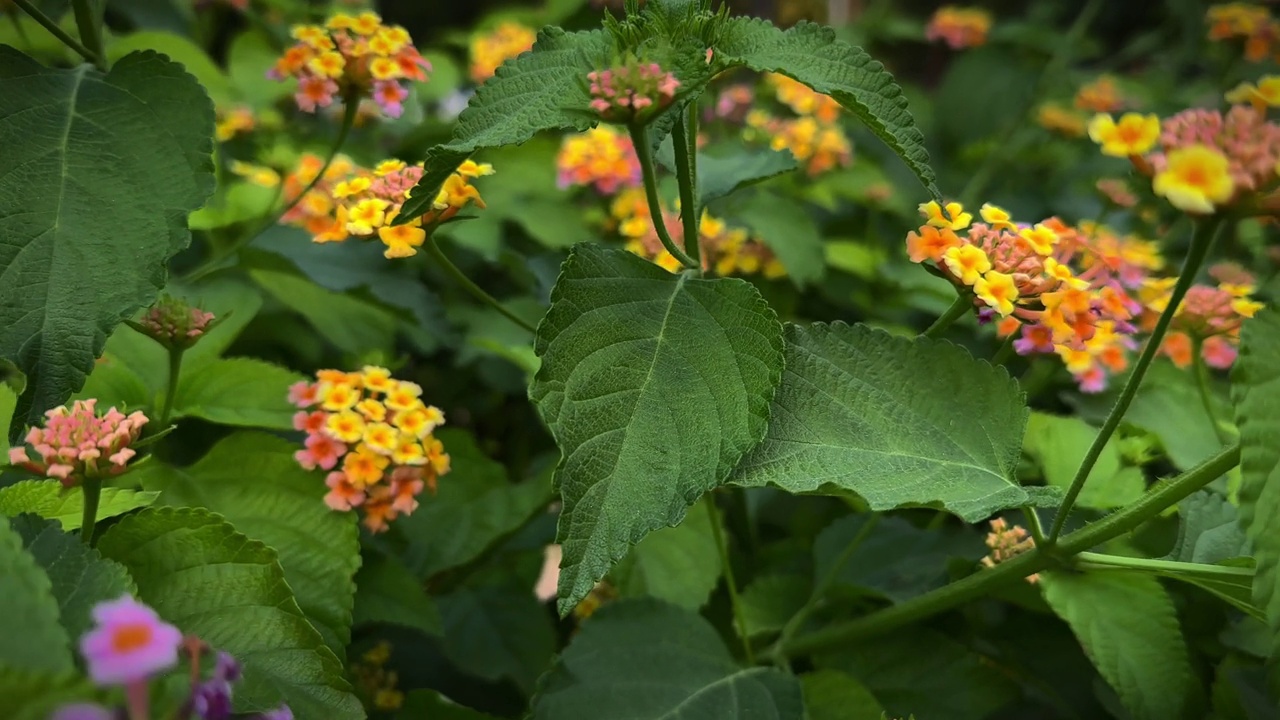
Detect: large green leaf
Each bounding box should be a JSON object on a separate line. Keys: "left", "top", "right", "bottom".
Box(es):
{"left": 1023, "top": 412, "right": 1146, "bottom": 511}
{"left": 250, "top": 267, "right": 397, "bottom": 357}
{"left": 352, "top": 554, "right": 441, "bottom": 637}
{"left": 715, "top": 18, "right": 938, "bottom": 198}
{"left": 0, "top": 515, "right": 72, "bottom": 673}
{"left": 0, "top": 48, "right": 215, "bottom": 422}
{"left": 530, "top": 598, "right": 804, "bottom": 719}
{"left": 97, "top": 507, "right": 362, "bottom": 718}
{"left": 656, "top": 140, "right": 798, "bottom": 205}
{"left": 739, "top": 574, "right": 809, "bottom": 638}
{"left": 171, "top": 358, "right": 304, "bottom": 429}
{"left": 1169, "top": 491, "right": 1251, "bottom": 565}
{"left": 1128, "top": 360, "right": 1233, "bottom": 470}
{"left": 611, "top": 497, "right": 721, "bottom": 609}
{"left": 0, "top": 668, "right": 101, "bottom": 720}
{"left": 0, "top": 382, "right": 15, "bottom": 455}
{"left": 530, "top": 244, "right": 785, "bottom": 613}
{"left": 735, "top": 193, "right": 825, "bottom": 287}
{"left": 105, "top": 31, "right": 234, "bottom": 105}
{"left": 1041, "top": 571, "right": 1197, "bottom": 720}
{"left": 730, "top": 322, "right": 1030, "bottom": 522}
{"left": 800, "top": 669, "right": 884, "bottom": 720}
{"left": 0, "top": 480, "right": 157, "bottom": 531}
{"left": 1232, "top": 308, "right": 1280, "bottom": 691}
{"left": 127, "top": 432, "right": 360, "bottom": 658}
{"left": 11, "top": 515, "right": 135, "bottom": 641}
{"left": 398, "top": 28, "right": 612, "bottom": 220}
{"left": 437, "top": 585, "right": 557, "bottom": 694}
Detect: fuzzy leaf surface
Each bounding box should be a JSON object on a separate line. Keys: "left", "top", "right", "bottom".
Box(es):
{"left": 0, "top": 481, "right": 157, "bottom": 531}
{"left": 0, "top": 515, "right": 72, "bottom": 673}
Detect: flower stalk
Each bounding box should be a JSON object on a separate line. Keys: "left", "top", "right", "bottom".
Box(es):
{"left": 672, "top": 103, "right": 702, "bottom": 268}
{"left": 80, "top": 478, "right": 102, "bottom": 542}
{"left": 629, "top": 124, "right": 700, "bottom": 270}
{"left": 70, "top": 0, "right": 106, "bottom": 71}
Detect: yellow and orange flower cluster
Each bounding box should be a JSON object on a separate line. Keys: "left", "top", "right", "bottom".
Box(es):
{"left": 280, "top": 154, "right": 493, "bottom": 258}
{"left": 556, "top": 126, "right": 642, "bottom": 194}
{"left": 1074, "top": 75, "right": 1126, "bottom": 113}
{"left": 214, "top": 106, "right": 256, "bottom": 142}
{"left": 1036, "top": 102, "right": 1087, "bottom": 138}
{"left": 925, "top": 6, "right": 992, "bottom": 50}
{"left": 270, "top": 12, "right": 430, "bottom": 118}
{"left": 748, "top": 74, "right": 852, "bottom": 176}
{"left": 768, "top": 74, "right": 841, "bottom": 124}
{"left": 469, "top": 22, "right": 536, "bottom": 83}
{"left": 1207, "top": 3, "right": 1280, "bottom": 62}
{"left": 288, "top": 367, "right": 450, "bottom": 533}
{"left": 1140, "top": 263, "right": 1264, "bottom": 370}
{"left": 981, "top": 518, "right": 1039, "bottom": 584}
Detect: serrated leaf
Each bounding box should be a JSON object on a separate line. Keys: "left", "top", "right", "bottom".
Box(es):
{"left": 105, "top": 31, "right": 234, "bottom": 105}
{"left": 814, "top": 515, "right": 985, "bottom": 603}
{"left": 0, "top": 480, "right": 158, "bottom": 531}
{"left": 730, "top": 322, "right": 1030, "bottom": 522}
{"left": 530, "top": 598, "right": 804, "bottom": 719}
{"left": 353, "top": 554, "right": 441, "bottom": 637}
{"left": 97, "top": 507, "right": 362, "bottom": 718}
{"left": 171, "top": 357, "right": 305, "bottom": 429}
{"left": 126, "top": 432, "right": 360, "bottom": 659}
{"left": 739, "top": 574, "right": 809, "bottom": 638}
{"left": 715, "top": 18, "right": 938, "bottom": 198}
{"left": 1169, "top": 491, "right": 1251, "bottom": 564}
{"left": 611, "top": 497, "right": 721, "bottom": 609}
{"left": 657, "top": 141, "right": 799, "bottom": 205}
{"left": 735, "top": 193, "right": 825, "bottom": 287}
{"left": 800, "top": 669, "right": 885, "bottom": 720}
{"left": 0, "top": 48, "right": 214, "bottom": 422}
{"left": 1041, "top": 571, "right": 1196, "bottom": 720}
{"left": 530, "top": 244, "right": 785, "bottom": 614}
{"left": 0, "top": 668, "right": 101, "bottom": 720}
{"left": 1023, "top": 412, "right": 1146, "bottom": 511}
{"left": 0, "top": 515, "right": 72, "bottom": 673}
{"left": 1128, "top": 360, "right": 1233, "bottom": 470}
{"left": 11, "top": 514, "right": 135, "bottom": 641}
{"left": 437, "top": 585, "right": 557, "bottom": 694}
{"left": 399, "top": 28, "right": 612, "bottom": 220}
{"left": 1232, "top": 309, "right": 1280, "bottom": 692}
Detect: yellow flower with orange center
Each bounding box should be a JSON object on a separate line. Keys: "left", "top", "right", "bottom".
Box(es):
{"left": 347, "top": 198, "right": 390, "bottom": 235}
{"left": 1043, "top": 258, "right": 1089, "bottom": 290}
{"left": 355, "top": 398, "right": 387, "bottom": 423}
{"left": 334, "top": 177, "right": 371, "bottom": 199}
{"left": 905, "top": 225, "right": 962, "bottom": 263}
{"left": 378, "top": 222, "right": 428, "bottom": 259}
{"left": 343, "top": 446, "right": 389, "bottom": 487}
{"left": 1018, "top": 224, "right": 1058, "bottom": 256}
{"left": 919, "top": 200, "right": 972, "bottom": 231}
{"left": 942, "top": 245, "right": 991, "bottom": 286}
{"left": 391, "top": 436, "right": 426, "bottom": 466}
{"left": 974, "top": 271, "right": 1019, "bottom": 316}
{"left": 1225, "top": 76, "right": 1280, "bottom": 107}
{"left": 370, "top": 57, "right": 403, "bottom": 81}
{"left": 350, "top": 11, "right": 382, "bottom": 36}
{"left": 320, "top": 382, "right": 360, "bottom": 411}
{"left": 1152, "top": 145, "right": 1235, "bottom": 214}
{"left": 363, "top": 422, "right": 399, "bottom": 455}
{"left": 979, "top": 203, "right": 1015, "bottom": 231}
{"left": 385, "top": 382, "right": 423, "bottom": 412}
{"left": 1088, "top": 113, "right": 1160, "bottom": 157}
{"left": 308, "top": 51, "right": 346, "bottom": 79}
{"left": 362, "top": 366, "right": 395, "bottom": 393}
{"left": 392, "top": 406, "right": 444, "bottom": 438}
{"left": 326, "top": 410, "right": 367, "bottom": 443}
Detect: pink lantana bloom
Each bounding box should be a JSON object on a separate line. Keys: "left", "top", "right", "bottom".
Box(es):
{"left": 7, "top": 399, "right": 147, "bottom": 488}
{"left": 372, "top": 80, "right": 408, "bottom": 118}
{"left": 80, "top": 595, "right": 183, "bottom": 685}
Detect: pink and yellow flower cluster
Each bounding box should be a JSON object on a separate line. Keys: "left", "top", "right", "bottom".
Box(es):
{"left": 555, "top": 126, "right": 641, "bottom": 194}
{"left": 270, "top": 12, "right": 430, "bottom": 118}
{"left": 1207, "top": 3, "right": 1280, "bottom": 62}
{"left": 469, "top": 22, "right": 536, "bottom": 83}
{"left": 587, "top": 62, "right": 680, "bottom": 122}
{"left": 7, "top": 399, "right": 148, "bottom": 487}
{"left": 1141, "top": 263, "right": 1263, "bottom": 370}
{"left": 288, "top": 367, "right": 450, "bottom": 533}
{"left": 925, "top": 6, "right": 992, "bottom": 50}
{"left": 743, "top": 74, "right": 852, "bottom": 176}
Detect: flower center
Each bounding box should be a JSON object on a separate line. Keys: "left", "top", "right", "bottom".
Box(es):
{"left": 110, "top": 623, "right": 154, "bottom": 653}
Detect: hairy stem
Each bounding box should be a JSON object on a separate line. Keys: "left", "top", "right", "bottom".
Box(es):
{"left": 923, "top": 294, "right": 972, "bottom": 339}
{"left": 629, "top": 124, "right": 699, "bottom": 270}
{"left": 157, "top": 348, "right": 184, "bottom": 429}
{"left": 425, "top": 239, "right": 537, "bottom": 334}
{"left": 12, "top": 0, "right": 100, "bottom": 66}
{"left": 1074, "top": 551, "right": 1254, "bottom": 578}
{"left": 1046, "top": 218, "right": 1223, "bottom": 544}
{"left": 672, "top": 103, "right": 702, "bottom": 268}
{"left": 70, "top": 0, "right": 106, "bottom": 71}
{"left": 80, "top": 478, "right": 102, "bottom": 543}
{"left": 711, "top": 497, "right": 753, "bottom": 664}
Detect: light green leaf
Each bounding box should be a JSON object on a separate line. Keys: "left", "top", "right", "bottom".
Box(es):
{"left": 353, "top": 554, "right": 442, "bottom": 637}
{"left": 438, "top": 585, "right": 557, "bottom": 694}
{"left": 1041, "top": 571, "right": 1196, "bottom": 720}
{"left": 531, "top": 244, "right": 785, "bottom": 614}
{"left": 398, "top": 428, "right": 551, "bottom": 579}
{"left": 398, "top": 690, "right": 499, "bottom": 719}
{"left": 730, "top": 322, "right": 1030, "bottom": 522}
{"left": 251, "top": 268, "right": 397, "bottom": 356}
{"left": 172, "top": 358, "right": 304, "bottom": 429}
{"left": 0, "top": 383, "right": 14, "bottom": 456}
{"left": 531, "top": 598, "right": 804, "bottom": 719}
{"left": 1169, "top": 491, "right": 1251, "bottom": 565}
{"left": 1023, "top": 412, "right": 1145, "bottom": 511}
{"left": 612, "top": 497, "right": 721, "bottom": 609}
{"left": 735, "top": 193, "right": 825, "bottom": 287}
{"left": 105, "top": 31, "right": 233, "bottom": 105}
{"left": 228, "top": 30, "right": 294, "bottom": 107}
{"left": 1232, "top": 308, "right": 1280, "bottom": 691}
{"left": 0, "top": 668, "right": 101, "bottom": 720}
{"left": 800, "top": 669, "right": 885, "bottom": 720}
{"left": 1129, "top": 360, "right": 1232, "bottom": 470}
{"left": 399, "top": 28, "right": 611, "bottom": 220}
{"left": 0, "top": 481, "right": 158, "bottom": 531}
{"left": 0, "top": 48, "right": 214, "bottom": 422}
{"left": 739, "top": 574, "right": 809, "bottom": 638}
{"left": 715, "top": 18, "right": 938, "bottom": 198}
{"left": 825, "top": 240, "right": 886, "bottom": 279}
{"left": 657, "top": 141, "right": 799, "bottom": 205}
{"left": 0, "top": 515, "right": 72, "bottom": 673}
{"left": 97, "top": 507, "right": 362, "bottom": 718}
{"left": 127, "top": 432, "right": 360, "bottom": 658}
{"left": 10, "top": 514, "right": 135, "bottom": 641}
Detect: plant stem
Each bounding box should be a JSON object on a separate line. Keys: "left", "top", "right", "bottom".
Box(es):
{"left": 771, "top": 443, "right": 1239, "bottom": 659}
{"left": 711, "top": 496, "right": 753, "bottom": 664}
{"left": 1046, "top": 218, "right": 1223, "bottom": 544}
{"left": 80, "top": 478, "right": 102, "bottom": 542}
{"left": 70, "top": 0, "right": 106, "bottom": 71}
{"left": 1021, "top": 505, "right": 1045, "bottom": 545}
{"left": 1192, "top": 339, "right": 1231, "bottom": 445}
{"left": 182, "top": 98, "right": 359, "bottom": 283}
{"left": 426, "top": 239, "right": 537, "bottom": 334}
{"left": 157, "top": 348, "right": 184, "bottom": 429}
{"left": 12, "top": 0, "right": 100, "bottom": 66}
{"left": 672, "top": 103, "right": 702, "bottom": 268}
{"left": 628, "top": 124, "right": 699, "bottom": 270}
{"left": 923, "top": 294, "right": 971, "bottom": 338}
{"left": 991, "top": 333, "right": 1016, "bottom": 366}
{"left": 1073, "top": 551, "right": 1254, "bottom": 578}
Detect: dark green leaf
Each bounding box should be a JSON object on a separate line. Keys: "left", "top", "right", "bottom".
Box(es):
{"left": 814, "top": 515, "right": 984, "bottom": 603}
{"left": 0, "top": 481, "right": 158, "bottom": 531}
{"left": 657, "top": 141, "right": 799, "bottom": 205}
{"left": 735, "top": 193, "right": 825, "bottom": 287}
{"left": 437, "top": 585, "right": 557, "bottom": 694}
{"left": 1169, "top": 491, "right": 1251, "bottom": 564}
{"left": 531, "top": 244, "right": 785, "bottom": 613}
{"left": 800, "top": 669, "right": 884, "bottom": 720}
{"left": 250, "top": 267, "right": 397, "bottom": 356}
{"left": 104, "top": 31, "right": 233, "bottom": 105}
{"left": 353, "top": 554, "right": 441, "bottom": 637}
{"left": 0, "top": 515, "right": 72, "bottom": 673}
{"left": 739, "top": 574, "right": 809, "bottom": 638}
{"left": 397, "top": 690, "right": 500, "bottom": 719}
{"left": 611, "top": 497, "right": 721, "bottom": 609}
{"left": 1130, "top": 360, "right": 1233, "bottom": 470}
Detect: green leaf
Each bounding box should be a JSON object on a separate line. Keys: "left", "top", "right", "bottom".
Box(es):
{"left": 1232, "top": 308, "right": 1280, "bottom": 691}
{"left": 0, "top": 668, "right": 101, "bottom": 720}
{"left": 0, "top": 481, "right": 157, "bottom": 531}
{"left": 735, "top": 192, "right": 825, "bottom": 287}
{"left": 250, "top": 267, "right": 397, "bottom": 357}
{"left": 611, "top": 497, "right": 721, "bottom": 609}
{"left": 0, "top": 382, "right": 15, "bottom": 455}
{"left": 814, "top": 515, "right": 984, "bottom": 603}
{"left": 105, "top": 31, "right": 234, "bottom": 105}
{"left": 715, "top": 18, "right": 938, "bottom": 198}
{"left": 97, "top": 507, "right": 362, "bottom": 718}
{"left": 739, "top": 574, "right": 809, "bottom": 638}
{"left": 1169, "top": 491, "right": 1251, "bottom": 564}
{"left": 531, "top": 598, "right": 804, "bottom": 719}
{"left": 1041, "top": 571, "right": 1197, "bottom": 720}
{"left": 530, "top": 244, "right": 785, "bottom": 614}
{"left": 0, "top": 48, "right": 214, "bottom": 422}
{"left": 437, "top": 585, "right": 557, "bottom": 694}
{"left": 1129, "top": 360, "right": 1232, "bottom": 470}
{"left": 398, "top": 428, "right": 551, "bottom": 579}
{"left": 399, "top": 28, "right": 612, "bottom": 221}
{"left": 800, "top": 669, "right": 885, "bottom": 720}
{"left": 353, "top": 554, "right": 441, "bottom": 637}
{"left": 1023, "top": 412, "right": 1146, "bottom": 511}
{"left": 127, "top": 432, "right": 360, "bottom": 658}
{"left": 0, "top": 515, "right": 72, "bottom": 673}
{"left": 11, "top": 515, "right": 135, "bottom": 641}
{"left": 657, "top": 141, "right": 798, "bottom": 205}
{"left": 171, "top": 358, "right": 305, "bottom": 429}
{"left": 398, "top": 690, "right": 499, "bottom": 720}
{"left": 730, "top": 322, "right": 1031, "bottom": 522}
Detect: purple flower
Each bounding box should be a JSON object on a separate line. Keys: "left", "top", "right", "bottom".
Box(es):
{"left": 257, "top": 705, "right": 293, "bottom": 720}
{"left": 49, "top": 704, "right": 117, "bottom": 720}
{"left": 213, "top": 651, "right": 241, "bottom": 683}
{"left": 192, "top": 679, "right": 234, "bottom": 720}
{"left": 79, "top": 595, "right": 183, "bottom": 685}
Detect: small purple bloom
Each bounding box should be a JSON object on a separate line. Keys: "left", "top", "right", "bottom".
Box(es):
{"left": 50, "top": 704, "right": 116, "bottom": 720}
{"left": 976, "top": 307, "right": 996, "bottom": 325}
{"left": 192, "top": 679, "right": 234, "bottom": 720}
{"left": 258, "top": 705, "right": 293, "bottom": 720}
{"left": 213, "top": 651, "right": 241, "bottom": 683}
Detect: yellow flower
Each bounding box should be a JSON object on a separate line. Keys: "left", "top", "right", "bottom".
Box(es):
{"left": 391, "top": 435, "right": 427, "bottom": 466}
{"left": 370, "top": 57, "right": 403, "bottom": 81}
{"left": 351, "top": 11, "right": 383, "bottom": 36}
{"left": 291, "top": 25, "right": 334, "bottom": 51}
{"left": 374, "top": 159, "right": 406, "bottom": 177}
{"left": 362, "top": 366, "right": 395, "bottom": 393}
{"left": 320, "top": 381, "right": 360, "bottom": 411}
{"left": 1233, "top": 297, "right": 1264, "bottom": 317}
{"left": 355, "top": 398, "right": 387, "bottom": 423}
{"left": 347, "top": 198, "right": 390, "bottom": 235}
{"left": 942, "top": 245, "right": 991, "bottom": 286}
{"left": 308, "top": 51, "right": 346, "bottom": 79}
{"left": 378, "top": 223, "right": 428, "bottom": 259}
{"left": 1044, "top": 258, "right": 1089, "bottom": 290}
{"left": 333, "top": 177, "right": 371, "bottom": 198}
{"left": 326, "top": 13, "right": 355, "bottom": 31}
{"left": 392, "top": 405, "right": 444, "bottom": 438}
{"left": 456, "top": 160, "right": 496, "bottom": 179}
{"left": 326, "top": 410, "right": 367, "bottom": 443}
{"left": 1018, "top": 223, "right": 1059, "bottom": 256}
{"left": 1088, "top": 113, "right": 1160, "bottom": 157}
{"left": 363, "top": 422, "right": 399, "bottom": 455}
{"left": 1152, "top": 145, "right": 1234, "bottom": 214}
{"left": 919, "top": 200, "right": 972, "bottom": 231}
{"left": 974, "top": 271, "right": 1019, "bottom": 316}
{"left": 385, "top": 381, "right": 423, "bottom": 412}
{"left": 1221, "top": 282, "right": 1256, "bottom": 297}
{"left": 1225, "top": 76, "right": 1280, "bottom": 106}
{"left": 979, "top": 203, "right": 1015, "bottom": 231}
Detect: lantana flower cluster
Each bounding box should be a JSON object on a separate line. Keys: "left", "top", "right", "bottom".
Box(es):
{"left": 280, "top": 153, "right": 494, "bottom": 258}
{"left": 288, "top": 367, "right": 450, "bottom": 533}
{"left": 980, "top": 518, "right": 1039, "bottom": 584}
{"left": 587, "top": 61, "right": 680, "bottom": 122}
{"left": 131, "top": 294, "right": 217, "bottom": 351}
{"left": 925, "top": 6, "right": 992, "bottom": 50}
{"left": 270, "top": 11, "right": 430, "bottom": 118}
{"left": 742, "top": 74, "right": 853, "bottom": 176}
{"left": 555, "top": 125, "right": 641, "bottom": 194}
{"left": 214, "top": 105, "right": 256, "bottom": 142}
{"left": 7, "top": 399, "right": 147, "bottom": 487}
{"left": 1140, "top": 262, "right": 1263, "bottom": 370}
{"left": 1207, "top": 3, "right": 1280, "bottom": 62}
{"left": 469, "top": 21, "right": 537, "bottom": 83}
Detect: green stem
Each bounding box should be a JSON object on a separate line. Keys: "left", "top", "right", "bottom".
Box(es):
{"left": 182, "top": 97, "right": 359, "bottom": 283}
{"left": 991, "top": 333, "right": 1016, "bottom": 366}
{"left": 1021, "top": 505, "right": 1045, "bottom": 545}
{"left": 70, "top": 0, "right": 106, "bottom": 71}
{"left": 772, "top": 443, "right": 1239, "bottom": 659}
{"left": 157, "top": 348, "right": 184, "bottom": 429}
{"left": 1074, "top": 551, "right": 1254, "bottom": 578}
{"left": 711, "top": 497, "right": 753, "bottom": 664}
{"left": 1046, "top": 218, "right": 1223, "bottom": 544}
{"left": 426, "top": 239, "right": 537, "bottom": 334}
{"left": 80, "top": 478, "right": 102, "bottom": 542}
{"left": 628, "top": 124, "right": 699, "bottom": 270}
{"left": 923, "top": 294, "right": 972, "bottom": 338}
{"left": 12, "top": 0, "right": 100, "bottom": 65}
{"left": 672, "top": 103, "right": 702, "bottom": 268}
{"left": 1192, "top": 338, "right": 1231, "bottom": 446}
